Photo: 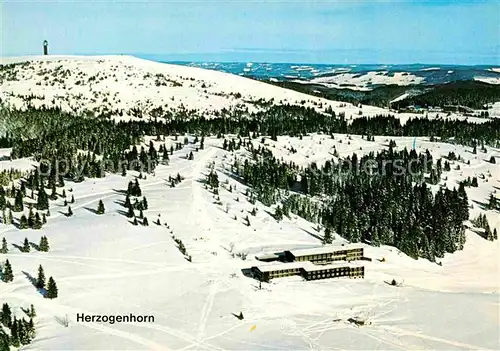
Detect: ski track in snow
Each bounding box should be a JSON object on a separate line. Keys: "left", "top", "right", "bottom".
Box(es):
{"left": 197, "top": 279, "right": 219, "bottom": 340}
{"left": 4, "top": 292, "right": 169, "bottom": 351}
{"left": 379, "top": 325, "right": 494, "bottom": 350}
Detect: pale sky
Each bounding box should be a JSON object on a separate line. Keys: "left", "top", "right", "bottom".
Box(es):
{"left": 1, "top": 0, "right": 499, "bottom": 64}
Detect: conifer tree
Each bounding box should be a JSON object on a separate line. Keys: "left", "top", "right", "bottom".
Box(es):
{"left": 22, "top": 238, "right": 30, "bottom": 252}
{"left": 42, "top": 213, "right": 47, "bottom": 224}
{"left": 471, "top": 177, "right": 478, "bottom": 187}
{"left": 7, "top": 209, "right": 13, "bottom": 225}
{"left": 274, "top": 206, "right": 283, "bottom": 221}
{"left": 67, "top": 206, "right": 73, "bottom": 217}
{"left": 0, "top": 237, "right": 7, "bottom": 254}
{"left": 46, "top": 277, "right": 58, "bottom": 299}
{"left": 127, "top": 181, "right": 134, "bottom": 196}
{"left": 188, "top": 151, "right": 194, "bottom": 160}
{"left": 135, "top": 199, "right": 143, "bottom": 211}
{"left": 27, "top": 208, "right": 35, "bottom": 228}
{"left": 1, "top": 259, "right": 14, "bottom": 282}
{"left": 323, "top": 226, "right": 333, "bottom": 244}
{"left": 37, "top": 187, "right": 49, "bottom": 210}
{"left": 29, "top": 304, "right": 36, "bottom": 318}
{"left": 1, "top": 303, "right": 11, "bottom": 326}
{"left": 127, "top": 203, "right": 134, "bottom": 218}
{"left": 39, "top": 236, "right": 49, "bottom": 252}
{"left": 14, "top": 190, "right": 24, "bottom": 212}
{"left": 143, "top": 217, "right": 149, "bottom": 226}
{"left": 142, "top": 197, "right": 148, "bottom": 210}
{"left": 134, "top": 179, "right": 142, "bottom": 197}
{"left": 0, "top": 326, "right": 8, "bottom": 347}
{"left": 133, "top": 217, "right": 138, "bottom": 226}
{"left": 49, "top": 184, "right": 58, "bottom": 200}
{"left": 28, "top": 317, "right": 35, "bottom": 338}
{"left": 485, "top": 225, "right": 493, "bottom": 241}
{"left": 70, "top": 195, "right": 75, "bottom": 204}
{"left": 35, "top": 265, "right": 45, "bottom": 289}
{"left": 97, "top": 200, "right": 105, "bottom": 215}
{"left": 33, "top": 212, "right": 42, "bottom": 229}
{"left": 487, "top": 194, "right": 497, "bottom": 210}
{"left": 124, "top": 194, "right": 131, "bottom": 208}
{"left": 10, "top": 316, "right": 20, "bottom": 347}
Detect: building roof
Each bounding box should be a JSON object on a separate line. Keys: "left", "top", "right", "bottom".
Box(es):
{"left": 285, "top": 245, "right": 362, "bottom": 258}
{"left": 251, "top": 260, "right": 364, "bottom": 274}
{"left": 303, "top": 261, "right": 363, "bottom": 272}
{"left": 255, "top": 252, "right": 280, "bottom": 261}
{"left": 252, "top": 262, "right": 308, "bottom": 273}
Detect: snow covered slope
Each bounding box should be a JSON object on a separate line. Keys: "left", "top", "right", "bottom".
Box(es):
{"left": 0, "top": 55, "right": 388, "bottom": 120}
{"left": 2, "top": 55, "right": 493, "bottom": 123}
{"left": 1, "top": 134, "right": 499, "bottom": 350}
{"left": 306, "top": 71, "right": 425, "bottom": 90}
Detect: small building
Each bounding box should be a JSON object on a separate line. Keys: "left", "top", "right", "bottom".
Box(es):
{"left": 300, "top": 262, "right": 364, "bottom": 281}
{"left": 284, "top": 246, "right": 364, "bottom": 264}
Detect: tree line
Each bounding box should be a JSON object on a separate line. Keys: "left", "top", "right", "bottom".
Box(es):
{"left": 230, "top": 141, "right": 477, "bottom": 261}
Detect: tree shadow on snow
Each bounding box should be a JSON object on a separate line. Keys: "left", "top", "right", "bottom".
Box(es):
{"left": 219, "top": 170, "right": 246, "bottom": 186}
{"left": 12, "top": 243, "right": 24, "bottom": 252}
{"left": 22, "top": 271, "right": 46, "bottom": 296}
{"left": 301, "top": 228, "right": 323, "bottom": 241}
{"left": 114, "top": 199, "right": 126, "bottom": 207}
{"left": 231, "top": 312, "right": 244, "bottom": 320}
{"left": 472, "top": 199, "right": 489, "bottom": 211}
{"left": 128, "top": 219, "right": 139, "bottom": 226}
{"left": 83, "top": 207, "right": 98, "bottom": 215}
{"left": 117, "top": 209, "right": 130, "bottom": 217}
{"left": 30, "top": 242, "right": 40, "bottom": 251}
{"left": 22, "top": 270, "right": 37, "bottom": 286}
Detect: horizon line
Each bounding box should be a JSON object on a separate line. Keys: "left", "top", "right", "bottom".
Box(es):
{"left": 1, "top": 53, "right": 499, "bottom": 67}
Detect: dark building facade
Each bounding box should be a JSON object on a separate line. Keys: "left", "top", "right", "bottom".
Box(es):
{"left": 251, "top": 263, "right": 303, "bottom": 282}
{"left": 284, "top": 246, "right": 364, "bottom": 264}
{"left": 300, "top": 264, "right": 364, "bottom": 281}
{"left": 250, "top": 262, "right": 365, "bottom": 282}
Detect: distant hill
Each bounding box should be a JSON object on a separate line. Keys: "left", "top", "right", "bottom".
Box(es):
{"left": 265, "top": 80, "right": 500, "bottom": 110}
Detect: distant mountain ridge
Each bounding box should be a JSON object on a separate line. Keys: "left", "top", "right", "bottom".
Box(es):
{"left": 163, "top": 61, "right": 500, "bottom": 88}
{"left": 159, "top": 60, "right": 500, "bottom": 110}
